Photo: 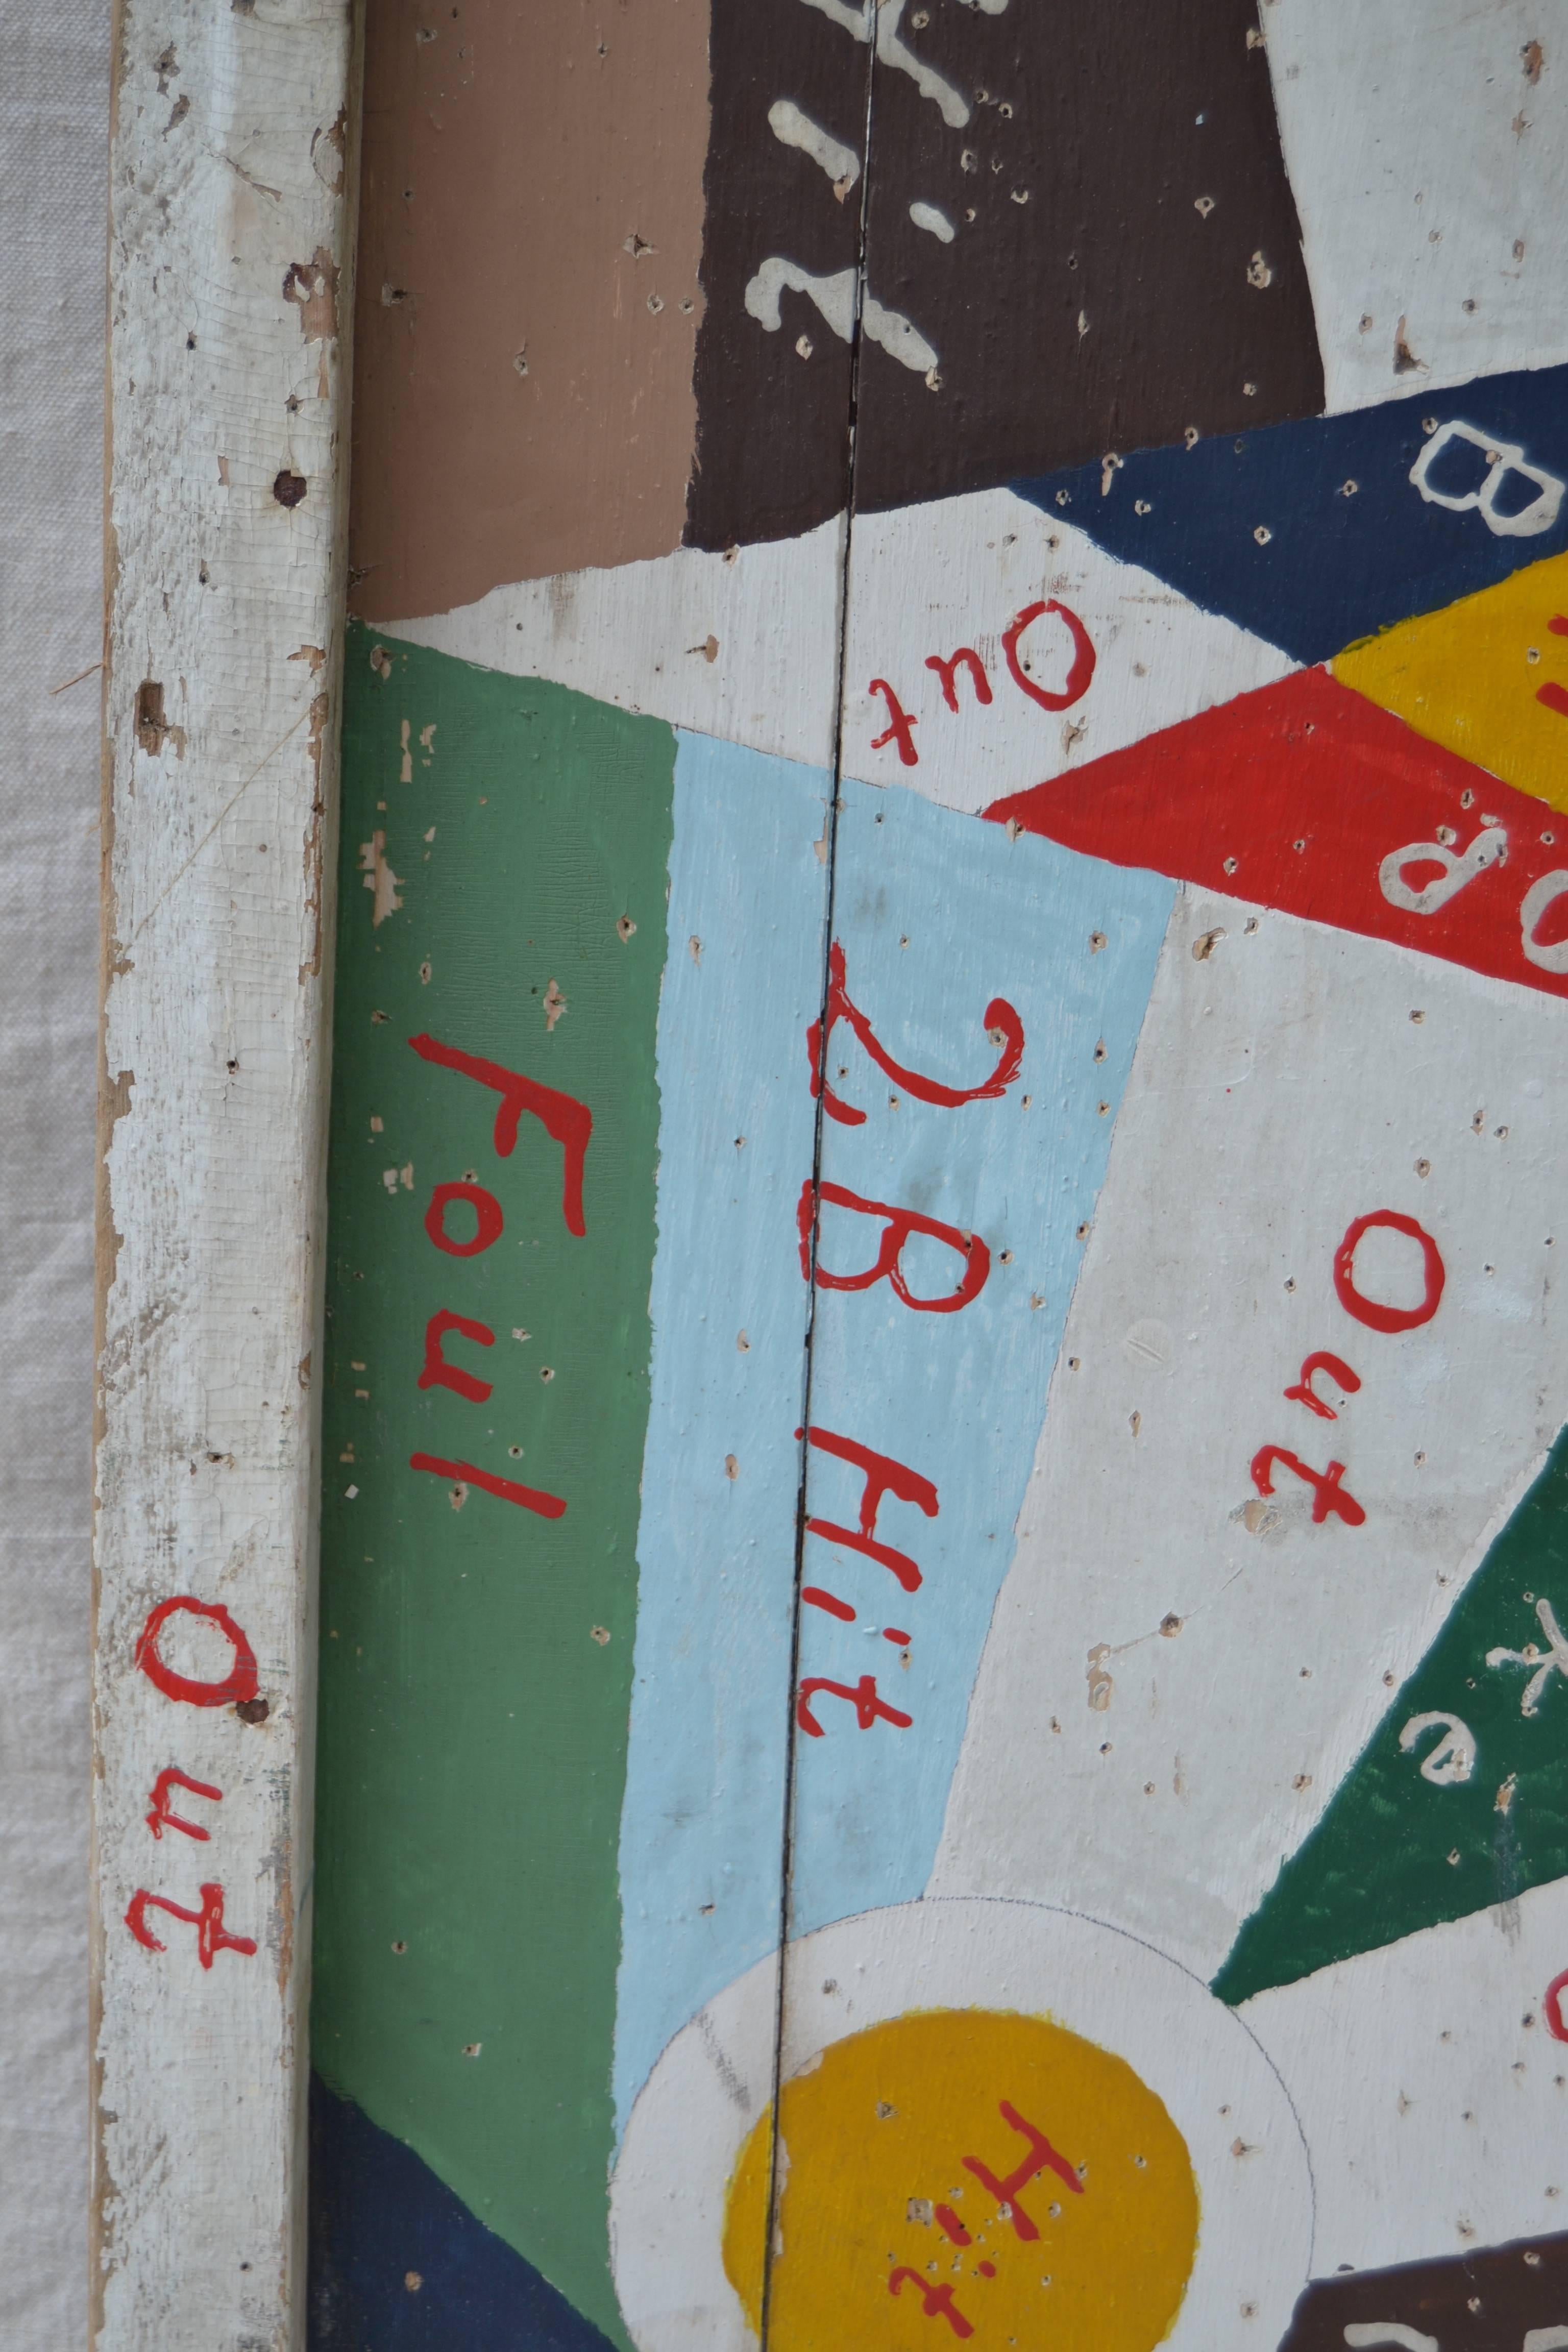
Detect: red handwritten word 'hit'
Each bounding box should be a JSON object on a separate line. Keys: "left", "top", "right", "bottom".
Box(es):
{"left": 405, "top": 1032, "right": 591, "bottom": 1518}
{"left": 1249, "top": 1208, "right": 1445, "bottom": 1533}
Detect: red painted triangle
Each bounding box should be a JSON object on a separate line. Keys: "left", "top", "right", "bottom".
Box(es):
{"left": 987, "top": 669, "right": 1568, "bottom": 1003}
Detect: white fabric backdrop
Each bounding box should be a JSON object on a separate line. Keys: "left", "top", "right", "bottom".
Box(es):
{"left": 0, "top": 5, "right": 108, "bottom": 2341}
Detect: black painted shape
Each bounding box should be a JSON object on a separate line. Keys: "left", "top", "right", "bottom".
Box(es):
{"left": 1278, "top": 2228, "right": 1568, "bottom": 2351}
{"left": 688, "top": 0, "right": 1323, "bottom": 551}
{"left": 308, "top": 2074, "right": 619, "bottom": 2352}
{"left": 1014, "top": 358, "right": 1568, "bottom": 665}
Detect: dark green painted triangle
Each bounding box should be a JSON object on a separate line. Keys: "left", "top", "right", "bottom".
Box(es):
{"left": 1214, "top": 1425, "right": 1568, "bottom": 2007}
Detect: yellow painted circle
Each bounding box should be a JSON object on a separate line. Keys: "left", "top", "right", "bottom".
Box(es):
{"left": 723, "top": 2008, "right": 1198, "bottom": 2352}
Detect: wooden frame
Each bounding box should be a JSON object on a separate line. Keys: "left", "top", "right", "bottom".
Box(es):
{"left": 92, "top": 4, "right": 360, "bottom": 2341}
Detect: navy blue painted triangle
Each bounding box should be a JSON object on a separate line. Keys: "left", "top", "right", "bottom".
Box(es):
{"left": 1013, "top": 360, "right": 1568, "bottom": 665}
{"left": 309, "top": 2075, "right": 620, "bottom": 2352}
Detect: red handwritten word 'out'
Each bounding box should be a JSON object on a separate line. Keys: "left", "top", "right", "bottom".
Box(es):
{"left": 799, "top": 1180, "right": 990, "bottom": 1313}
{"left": 1546, "top": 1966, "right": 1568, "bottom": 2043}
{"left": 1282, "top": 1350, "right": 1361, "bottom": 1421}
{"left": 1250, "top": 1445, "right": 1367, "bottom": 1527}
{"left": 1333, "top": 1209, "right": 1446, "bottom": 1334}
{"left": 408, "top": 1033, "right": 592, "bottom": 1237}
{"left": 135, "top": 1597, "right": 258, "bottom": 1709}
{"left": 868, "top": 677, "right": 920, "bottom": 766}
{"left": 145, "top": 1768, "right": 224, "bottom": 1843}
{"left": 125, "top": 1883, "right": 257, "bottom": 1968}
{"left": 808, "top": 941, "right": 1024, "bottom": 1129}
{"left": 796, "top": 1674, "right": 914, "bottom": 1737}
{"left": 874, "top": 600, "right": 1097, "bottom": 768}
{"left": 1002, "top": 600, "right": 1096, "bottom": 713}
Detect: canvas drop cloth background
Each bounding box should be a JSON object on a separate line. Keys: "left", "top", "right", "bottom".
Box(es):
{"left": 1, "top": 5, "right": 110, "bottom": 2342}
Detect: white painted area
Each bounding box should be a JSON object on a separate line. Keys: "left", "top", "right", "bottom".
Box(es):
{"left": 935, "top": 889, "right": 1568, "bottom": 1980}
{"left": 1244, "top": 1872, "right": 1568, "bottom": 2275}
{"left": 841, "top": 488, "right": 1296, "bottom": 815}
{"left": 767, "top": 99, "right": 860, "bottom": 191}
{"left": 385, "top": 489, "right": 1293, "bottom": 803}
{"left": 909, "top": 199, "right": 955, "bottom": 241}
{"left": 745, "top": 257, "right": 939, "bottom": 376}
{"left": 95, "top": 4, "right": 357, "bottom": 2346}
{"left": 612, "top": 1900, "right": 1312, "bottom": 2352}
{"left": 1265, "top": 0, "right": 1568, "bottom": 412}
{"left": 379, "top": 522, "right": 844, "bottom": 771}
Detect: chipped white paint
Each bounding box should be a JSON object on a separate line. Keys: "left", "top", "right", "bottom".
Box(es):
{"left": 768, "top": 99, "right": 860, "bottom": 192}
{"left": 909, "top": 198, "right": 955, "bottom": 241}
{"left": 934, "top": 891, "right": 1568, "bottom": 1977}
{"left": 841, "top": 488, "right": 1296, "bottom": 814}
{"left": 1265, "top": 0, "right": 1568, "bottom": 411}
{"left": 94, "top": 4, "right": 359, "bottom": 2345}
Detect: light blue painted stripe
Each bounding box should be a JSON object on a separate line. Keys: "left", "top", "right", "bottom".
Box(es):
{"left": 611, "top": 730, "right": 830, "bottom": 2139}
{"left": 788, "top": 779, "right": 1174, "bottom": 1935}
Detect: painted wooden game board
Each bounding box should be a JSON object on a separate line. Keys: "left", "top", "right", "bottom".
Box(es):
{"left": 308, "top": 7, "right": 1568, "bottom": 2348}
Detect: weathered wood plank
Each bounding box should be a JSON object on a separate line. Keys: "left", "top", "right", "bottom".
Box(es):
{"left": 93, "top": 5, "right": 360, "bottom": 2343}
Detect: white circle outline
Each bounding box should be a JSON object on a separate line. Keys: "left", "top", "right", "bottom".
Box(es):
{"left": 609, "top": 1896, "right": 1314, "bottom": 2351}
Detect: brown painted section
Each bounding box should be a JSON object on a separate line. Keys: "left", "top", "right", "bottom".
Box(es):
{"left": 1279, "top": 2230, "right": 1568, "bottom": 2349}
{"left": 687, "top": 0, "right": 1325, "bottom": 550}
{"left": 350, "top": 0, "right": 709, "bottom": 623}
{"left": 684, "top": 0, "right": 864, "bottom": 553}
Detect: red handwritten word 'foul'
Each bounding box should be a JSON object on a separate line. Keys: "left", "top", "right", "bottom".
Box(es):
{"left": 798, "top": 1179, "right": 990, "bottom": 1313}
{"left": 408, "top": 1033, "right": 592, "bottom": 1237}
{"left": 808, "top": 941, "right": 1023, "bottom": 1128}
{"left": 419, "top": 1308, "right": 497, "bottom": 1404}
{"left": 409, "top": 1453, "right": 567, "bottom": 1519}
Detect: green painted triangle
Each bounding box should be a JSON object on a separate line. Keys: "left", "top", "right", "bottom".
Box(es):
{"left": 1214, "top": 1425, "right": 1568, "bottom": 2008}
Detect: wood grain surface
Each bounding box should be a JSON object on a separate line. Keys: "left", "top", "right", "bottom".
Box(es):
{"left": 93, "top": 4, "right": 360, "bottom": 2344}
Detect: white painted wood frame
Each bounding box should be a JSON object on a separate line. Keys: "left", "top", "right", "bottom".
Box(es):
{"left": 92, "top": 4, "right": 361, "bottom": 2343}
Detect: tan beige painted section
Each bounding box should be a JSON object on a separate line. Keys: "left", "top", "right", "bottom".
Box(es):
{"left": 351, "top": 0, "right": 709, "bottom": 621}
